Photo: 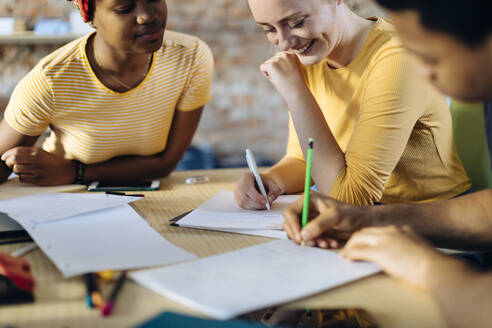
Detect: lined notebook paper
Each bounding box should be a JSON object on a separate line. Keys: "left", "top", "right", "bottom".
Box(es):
{"left": 132, "top": 240, "right": 381, "bottom": 319}
{"left": 0, "top": 193, "right": 196, "bottom": 277}
{"left": 175, "top": 191, "right": 298, "bottom": 238}
{"left": 27, "top": 205, "right": 196, "bottom": 277}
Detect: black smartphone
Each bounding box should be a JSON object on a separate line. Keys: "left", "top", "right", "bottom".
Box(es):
{"left": 87, "top": 180, "right": 160, "bottom": 192}
{"left": 237, "top": 307, "right": 380, "bottom": 328}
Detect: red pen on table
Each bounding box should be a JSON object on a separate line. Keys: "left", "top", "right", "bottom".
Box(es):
{"left": 101, "top": 271, "right": 127, "bottom": 317}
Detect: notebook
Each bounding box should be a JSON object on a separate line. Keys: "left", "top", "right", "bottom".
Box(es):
{"left": 131, "top": 240, "right": 381, "bottom": 319}
{"left": 173, "top": 191, "right": 298, "bottom": 238}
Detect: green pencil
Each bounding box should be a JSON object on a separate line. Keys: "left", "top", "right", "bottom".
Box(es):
{"left": 302, "top": 138, "right": 314, "bottom": 229}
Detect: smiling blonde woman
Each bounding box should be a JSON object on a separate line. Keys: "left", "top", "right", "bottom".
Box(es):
{"left": 235, "top": 0, "right": 470, "bottom": 207}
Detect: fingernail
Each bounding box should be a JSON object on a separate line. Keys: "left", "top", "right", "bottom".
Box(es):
{"left": 306, "top": 240, "right": 315, "bottom": 247}
{"left": 301, "top": 230, "right": 312, "bottom": 241}
{"left": 330, "top": 240, "right": 338, "bottom": 248}
{"left": 319, "top": 241, "right": 328, "bottom": 248}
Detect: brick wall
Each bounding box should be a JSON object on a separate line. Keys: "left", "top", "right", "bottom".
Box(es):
{"left": 0, "top": 0, "right": 384, "bottom": 165}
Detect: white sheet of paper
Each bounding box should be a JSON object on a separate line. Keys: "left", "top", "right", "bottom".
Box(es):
{"left": 197, "top": 227, "right": 287, "bottom": 239}
{"left": 0, "top": 178, "right": 85, "bottom": 200}
{"left": 131, "top": 240, "right": 381, "bottom": 319}
{"left": 0, "top": 193, "right": 139, "bottom": 225}
{"left": 24, "top": 205, "right": 196, "bottom": 277}
{"left": 176, "top": 191, "right": 299, "bottom": 230}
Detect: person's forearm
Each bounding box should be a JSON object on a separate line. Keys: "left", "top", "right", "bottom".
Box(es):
{"left": 82, "top": 147, "right": 185, "bottom": 183}
{"left": 423, "top": 256, "right": 492, "bottom": 328}
{"left": 264, "top": 157, "right": 307, "bottom": 194}
{"left": 0, "top": 119, "right": 38, "bottom": 184}
{"left": 282, "top": 85, "right": 345, "bottom": 196}
{"left": 370, "top": 189, "right": 492, "bottom": 249}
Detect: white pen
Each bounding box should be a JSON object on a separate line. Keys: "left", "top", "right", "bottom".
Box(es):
{"left": 11, "top": 243, "right": 38, "bottom": 258}
{"left": 245, "top": 149, "right": 271, "bottom": 211}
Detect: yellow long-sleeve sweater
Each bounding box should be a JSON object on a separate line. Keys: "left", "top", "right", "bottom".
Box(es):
{"left": 284, "top": 18, "right": 470, "bottom": 205}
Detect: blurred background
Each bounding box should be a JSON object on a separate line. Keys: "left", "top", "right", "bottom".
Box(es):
{"left": 0, "top": 0, "right": 384, "bottom": 169}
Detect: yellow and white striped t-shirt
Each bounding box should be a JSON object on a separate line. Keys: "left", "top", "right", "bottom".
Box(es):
{"left": 4, "top": 30, "right": 213, "bottom": 164}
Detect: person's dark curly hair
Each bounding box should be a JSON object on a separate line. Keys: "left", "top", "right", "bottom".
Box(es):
{"left": 374, "top": 0, "right": 492, "bottom": 48}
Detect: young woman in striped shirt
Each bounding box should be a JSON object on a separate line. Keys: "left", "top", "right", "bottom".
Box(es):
{"left": 0, "top": 0, "right": 213, "bottom": 186}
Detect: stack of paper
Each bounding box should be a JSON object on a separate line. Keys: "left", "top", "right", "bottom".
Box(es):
{"left": 131, "top": 240, "right": 381, "bottom": 319}
{"left": 175, "top": 191, "right": 299, "bottom": 239}
{"left": 0, "top": 193, "right": 196, "bottom": 277}
{"left": 0, "top": 192, "right": 139, "bottom": 225}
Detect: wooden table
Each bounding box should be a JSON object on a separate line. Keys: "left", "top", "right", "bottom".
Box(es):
{"left": 0, "top": 169, "right": 448, "bottom": 328}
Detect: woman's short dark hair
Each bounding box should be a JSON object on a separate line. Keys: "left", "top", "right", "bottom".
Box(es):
{"left": 374, "top": 0, "right": 492, "bottom": 48}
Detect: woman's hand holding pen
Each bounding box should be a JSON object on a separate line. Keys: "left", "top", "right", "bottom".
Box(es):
{"left": 1, "top": 146, "right": 77, "bottom": 186}
{"left": 260, "top": 52, "right": 307, "bottom": 102}
{"left": 234, "top": 172, "right": 282, "bottom": 210}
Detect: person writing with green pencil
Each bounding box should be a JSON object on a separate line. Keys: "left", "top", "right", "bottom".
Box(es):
{"left": 283, "top": 1, "right": 492, "bottom": 327}
{"left": 300, "top": 138, "right": 314, "bottom": 246}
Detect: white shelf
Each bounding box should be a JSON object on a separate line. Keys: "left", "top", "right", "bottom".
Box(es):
{"left": 0, "top": 32, "right": 83, "bottom": 45}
